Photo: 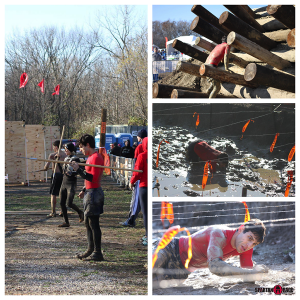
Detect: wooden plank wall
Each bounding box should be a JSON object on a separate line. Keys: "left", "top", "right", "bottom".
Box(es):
{"left": 24, "top": 125, "right": 45, "bottom": 181}
{"left": 5, "top": 121, "right": 27, "bottom": 184}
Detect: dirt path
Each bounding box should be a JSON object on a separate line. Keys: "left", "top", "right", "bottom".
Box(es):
{"left": 5, "top": 176, "right": 148, "bottom": 295}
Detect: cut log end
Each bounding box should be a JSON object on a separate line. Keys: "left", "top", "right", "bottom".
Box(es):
{"left": 287, "top": 28, "right": 295, "bottom": 48}
{"left": 266, "top": 5, "right": 281, "bottom": 15}
{"left": 244, "top": 63, "right": 257, "bottom": 81}
{"left": 219, "top": 11, "right": 229, "bottom": 25}
{"left": 199, "top": 64, "right": 206, "bottom": 76}
{"left": 172, "top": 39, "right": 178, "bottom": 48}
{"left": 152, "top": 83, "right": 159, "bottom": 98}
{"left": 195, "top": 36, "right": 200, "bottom": 45}
{"left": 171, "top": 90, "right": 179, "bottom": 98}
{"left": 226, "top": 31, "right": 236, "bottom": 45}
{"left": 191, "top": 5, "right": 198, "bottom": 13}
{"left": 190, "top": 16, "right": 200, "bottom": 31}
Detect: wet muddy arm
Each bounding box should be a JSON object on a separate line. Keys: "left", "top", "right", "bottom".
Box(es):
{"left": 209, "top": 258, "right": 268, "bottom": 277}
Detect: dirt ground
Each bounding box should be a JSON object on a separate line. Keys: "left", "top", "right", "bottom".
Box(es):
{"left": 5, "top": 176, "right": 148, "bottom": 295}
{"left": 153, "top": 223, "right": 295, "bottom": 295}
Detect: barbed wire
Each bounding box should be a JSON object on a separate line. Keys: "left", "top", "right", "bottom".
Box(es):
{"left": 152, "top": 218, "right": 296, "bottom": 234}
{"left": 152, "top": 203, "right": 295, "bottom": 217}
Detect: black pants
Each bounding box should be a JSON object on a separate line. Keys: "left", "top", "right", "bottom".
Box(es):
{"left": 85, "top": 215, "right": 102, "bottom": 254}
{"left": 60, "top": 180, "right": 82, "bottom": 224}
{"left": 139, "top": 187, "right": 148, "bottom": 237}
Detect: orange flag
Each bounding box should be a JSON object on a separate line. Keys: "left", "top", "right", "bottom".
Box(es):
{"left": 242, "top": 201, "right": 251, "bottom": 223}
{"left": 270, "top": 133, "right": 280, "bottom": 152}
{"left": 288, "top": 145, "right": 295, "bottom": 162}
{"left": 156, "top": 139, "right": 170, "bottom": 168}
{"left": 99, "top": 147, "right": 111, "bottom": 175}
{"left": 152, "top": 225, "right": 192, "bottom": 269}
{"left": 193, "top": 112, "right": 200, "bottom": 129}
{"left": 241, "top": 119, "right": 254, "bottom": 139}
{"left": 202, "top": 161, "right": 212, "bottom": 190}
{"left": 285, "top": 170, "right": 293, "bottom": 197}
{"left": 161, "top": 202, "right": 174, "bottom": 226}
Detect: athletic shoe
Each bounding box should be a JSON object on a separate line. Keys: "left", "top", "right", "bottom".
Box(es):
{"left": 121, "top": 220, "right": 135, "bottom": 227}
{"left": 58, "top": 222, "right": 70, "bottom": 227}
{"left": 83, "top": 253, "right": 105, "bottom": 262}
{"left": 47, "top": 212, "right": 56, "bottom": 217}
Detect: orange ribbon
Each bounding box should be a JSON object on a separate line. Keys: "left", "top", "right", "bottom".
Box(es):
{"left": 270, "top": 133, "right": 280, "bottom": 152}
{"left": 193, "top": 112, "right": 200, "bottom": 129}
{"left": 156, "top": 139, "right": 170, "bottom": 168}
{"left": 99, "top": 148, "right": 111, "bottom": 175}
{"left": 202, "top": 161, "right": 212, "bottom": 190}
{"left": 242, "top": 201, "right": 251, "bottom": 223}
{"left": 152, "top": 225, "right": 192, "bottom": 269}
{"left": 160, "top": 202, "right": 174, "bottom": 226}
{"left": 288, "top": 145, "right": 295, "bottom": 162}
{"left": 285, "top": 170, "right": 293, "bottom": 197}
{"left": 241, "top": 119, "right": 254, "bottom": 139}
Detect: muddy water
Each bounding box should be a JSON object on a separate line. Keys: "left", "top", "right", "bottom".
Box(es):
{"left": 152, "top": 126, "right": 295, "bottom": 197}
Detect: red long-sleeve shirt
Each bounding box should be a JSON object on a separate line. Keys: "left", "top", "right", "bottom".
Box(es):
{"left": 85, "top": 152, "right": 104, "bottom": 189}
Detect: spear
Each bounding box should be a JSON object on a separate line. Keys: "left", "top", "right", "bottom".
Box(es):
{"left": 16, "top": 157, "right": 143, "bottom": 173}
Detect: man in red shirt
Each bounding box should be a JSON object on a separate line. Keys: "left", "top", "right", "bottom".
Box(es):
{"left": 186, "top": 140, "right": 228, "bottom": 173}
{"left": 70, "top": 134, "right": 105, "bottom": 262}
{"left": 205, "top": 36, "right": 231, "bottom": 98}
{"left": 153, "top": 219, "right": 269, "bottom": 285}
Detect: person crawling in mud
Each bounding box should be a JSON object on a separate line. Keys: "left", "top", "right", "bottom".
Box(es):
{"left": 153, "top": 219, "right": 269, "bottom": 285}
{"left": 186, "top": 140, "right": 229, "bottom": 173}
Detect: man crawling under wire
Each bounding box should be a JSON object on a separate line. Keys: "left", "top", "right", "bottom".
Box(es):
{"left": 153, "top": 219, "right": 269, "bottom": 287}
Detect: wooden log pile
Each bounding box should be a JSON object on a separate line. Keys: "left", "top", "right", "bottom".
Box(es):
{"left": 152, "top": 5, "right": 295, "bottom": 99}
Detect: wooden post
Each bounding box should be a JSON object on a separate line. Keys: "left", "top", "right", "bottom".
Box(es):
{"left": 224, "top": 5, "right": 265, "bottom": 32}
{"left": 190, "top": 16, "right": 225, "bottom": 45}
{"left": 240, "top": 5, "right": 257, "bottom": 19}
{"left": 171, "top": 89, "right": 235, "bottom": 98}
{"left": 227, "top": 31, "right": 292, "bottom": 70}
{"left": 191, "top": 5, "right": 230, "bottom": 34}
{"left": 259, "top": 18, "right": 287, "bottom": 32}
{"left": 176, "top": 61, "right": 203, "bottom": 77}
{"left": 266, "top": 5, "right": 295, "bottom": 29}
{"left": 99, "top": 108, "right": 107, "bottom": 155}
{"left": 244, "top": 63, "right": 295, "bottom": 93}
{"left": 172, "top": 39, "right": 208, "bottom": 63}
{"left": 153, "top": 83, "right": 200, "bottom": 98}
{"left": 287, "top": 28, "right": 295, "bottom": 48}
{"left": 194, "top": 36, "right": 217, "bottom": 52}
{"left": 195, "top": 36, "right": 248, "bottom": 68}
{"left": 53, "top": 125, "right": 65, "bottom": 177}
{"left": 264, "top": 29, "right": 290, "bottom": 42}
{"left": 219, "top": 11, "right": 278, "bottom": 50}
{"left": 242, "top": 187, "right": 247, "bottom": 197}
{"left": 199, "top": 64, "right": 258, "bottom": 89}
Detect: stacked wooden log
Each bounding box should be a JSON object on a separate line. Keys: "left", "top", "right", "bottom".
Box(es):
{"left": 153, "top": 5, "right": 295, "bottom": 99}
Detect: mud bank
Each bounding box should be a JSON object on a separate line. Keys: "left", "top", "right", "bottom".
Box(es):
{"left": 152, "top": 104, "right": 295, "bottom": 197}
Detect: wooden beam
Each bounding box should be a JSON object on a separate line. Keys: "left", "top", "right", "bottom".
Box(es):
{"left": 224, "top": 5, "right": 265, "bottom": 32}
{"left": 153, "top": 83, "right": 200, "bottom": 98}
{"left": 244, "top": 63, "right": 295, "bottom": 93}
{"left": 191, "top": 5, "right": 230, "bottom": 34}
{"left": 172, "top": 39, "right": 208, "bottom": 63}
{"left": 171, "top": 89, "right": 235, "bottom": 98}
{"left": 257, "top": 18, "right": 287, "bottom": 32}
{"left": 176, "top": 61, "right": 203, "bottom": 77}
{"left": 287, "top": 28, "right": 295, "bottom": 48}
{"left": 266, "top": 5, "right": 295, "bottom": 29}
{"left": 240, "top": 5, "right": 258, "bottom": 19}
{"left": 264, "top": 29, "right": 290, "bottom": 42}
{"left": 227, "top": 31, "right": 292, "bottom": 70}
{"left": 194, "top": 36, "right": 248, "bottom": 69}
{"left": 199, "top": 64, "right": 258, "bottom": 89}
{"left": 190, "top": 16, "right": 225, "bottom": 45}
{"left": 219, "top": 11, "right": 278, "bottom": 50}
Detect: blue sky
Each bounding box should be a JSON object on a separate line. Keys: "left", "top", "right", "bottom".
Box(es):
{"left": 153, "top": 5, "right": 263, "bottom": 22}
{"left": 5, "top": 5, "right": 148, "bottom": 38}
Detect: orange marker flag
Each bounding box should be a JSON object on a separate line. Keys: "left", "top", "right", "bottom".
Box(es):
{"left": 156, "top": 139, "right": 170, "bottom": 168}
{"left": 193, "top": 112, "right": 200, "bottom": 129}
{"left": 270, "top": 133, "right": 280, "bottom": 152}
{"left": 202, "top": 161, "right": 212, "bottom": 190}
{"left": 241, "top": 119, "right": 254, "bottom": 139}
{"left": 152, "top": 225, "right": 192, "bottom": 269}
{"left": 242, "top": 201, "right": 251, "bottom": 223}
{"left": 161, "top": 201, "right": 174, "bottom": 226}
{"left": 288, "top": 145, "right": 295, "bottom": 162}
{"left": 285, "top": 170, "right": 293, "bottom": 197}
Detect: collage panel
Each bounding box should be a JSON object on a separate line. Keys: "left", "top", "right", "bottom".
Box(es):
{"left": 152, "top": 201, "right": 295, "bottom": 295}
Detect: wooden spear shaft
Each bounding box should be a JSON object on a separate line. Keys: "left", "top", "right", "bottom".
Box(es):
{"left": 53, "top": 125, "right": 65, "bottom": 175}
{"left": 17, "top": 157, "right": 143, "bottom": 173}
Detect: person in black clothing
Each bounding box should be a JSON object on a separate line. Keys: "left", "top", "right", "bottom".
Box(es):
{"left": 120, "top": 139, "right": 134, "bottom": 158}
{"left": 110, "top": 142, "right": 121, "bottom": 156}
{"left": 58, "top": 143, "right": 84, "bottom": 227}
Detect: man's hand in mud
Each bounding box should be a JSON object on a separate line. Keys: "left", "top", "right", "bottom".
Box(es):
{"left": 253, "top": 264, "right": 269, "bottom": 274}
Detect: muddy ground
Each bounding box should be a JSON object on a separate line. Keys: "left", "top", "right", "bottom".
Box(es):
{"left": 5, "top": 176, "right": 148, "bottom": 295}
{"left": 152, "top": 104, "right": 295, "bottom": 197}
{"left": 152, "top": 201, "right": 295, "bottom": 295}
